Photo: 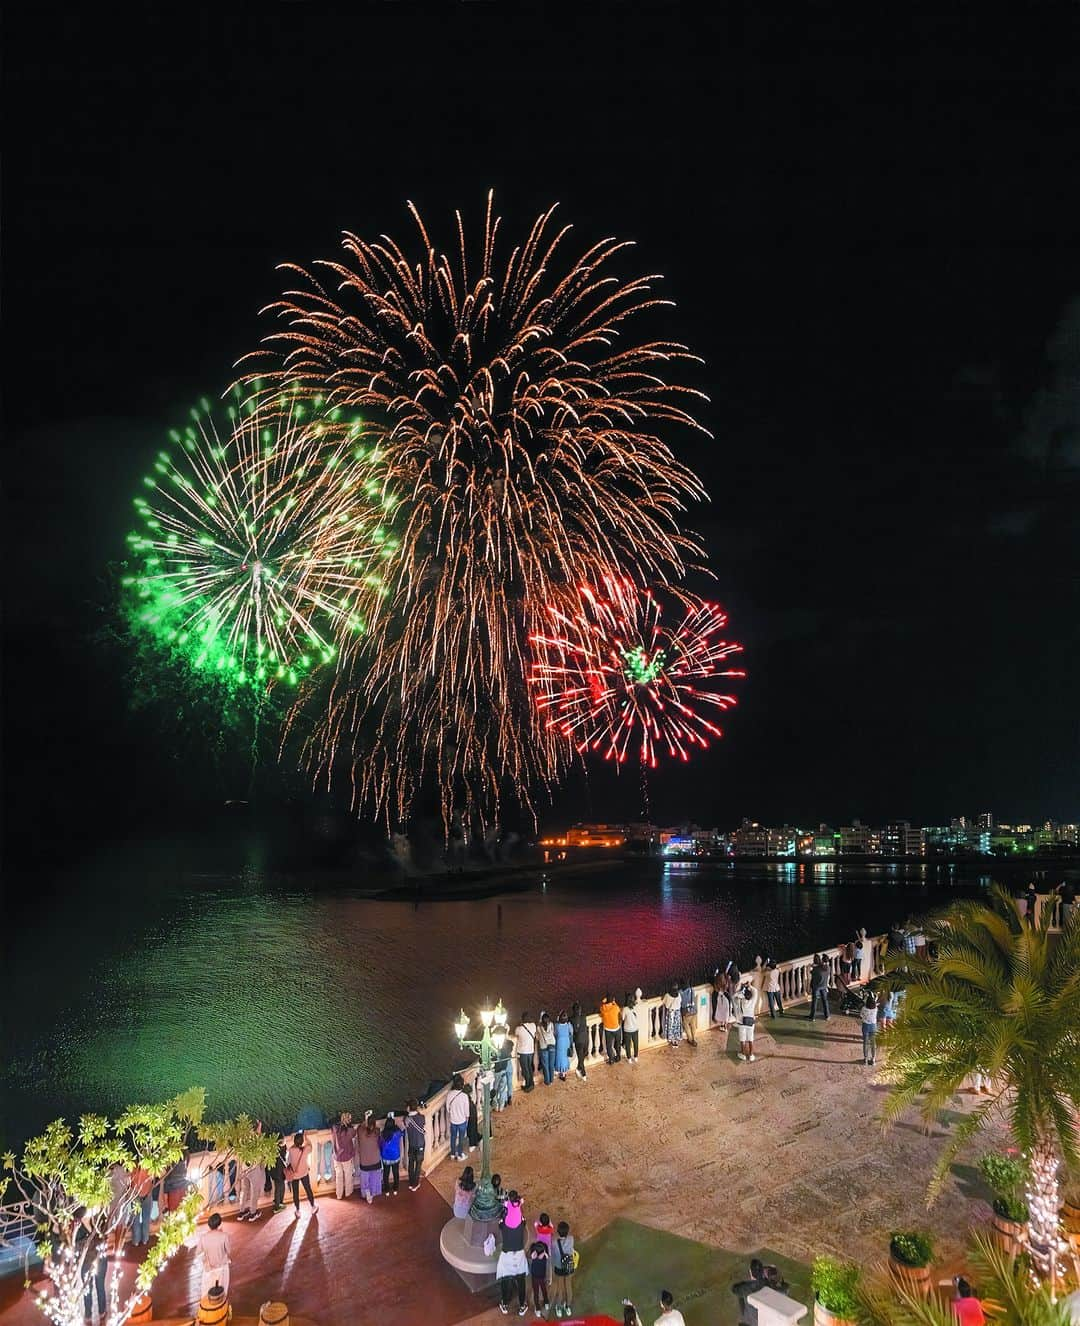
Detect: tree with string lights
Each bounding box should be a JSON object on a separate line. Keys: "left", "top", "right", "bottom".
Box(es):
{"left": 879, "top": 887, "right": 1080, "bottom": 1294}
{"left": 1, "top": 1089, "right": 278, "bottom": 1326}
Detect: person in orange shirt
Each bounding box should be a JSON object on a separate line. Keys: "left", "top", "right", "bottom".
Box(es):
{"left": 599, "top": 993, "right": 622, "bottom": 1063}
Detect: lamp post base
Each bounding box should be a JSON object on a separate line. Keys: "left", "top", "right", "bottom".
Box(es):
{"left": 439, "top": 1215, "right": 499, "bottom": 1292}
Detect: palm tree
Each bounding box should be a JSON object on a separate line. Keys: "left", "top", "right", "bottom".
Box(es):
{"left": 858, "top": 1234, "right": 1072, "bottom": 1326}
{"left": 880, "top": 886, "right": 1080, "bottom": 1287}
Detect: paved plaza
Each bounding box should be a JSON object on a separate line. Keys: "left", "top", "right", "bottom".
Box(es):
{"left": 0, "top": 1012, "right": 1008, "bottom": 1326}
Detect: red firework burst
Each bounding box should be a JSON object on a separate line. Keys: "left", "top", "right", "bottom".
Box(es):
{"left": 529, "top": 579, "right": 745, "bottom": 768}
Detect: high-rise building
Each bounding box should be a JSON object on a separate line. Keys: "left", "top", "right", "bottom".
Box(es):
{"left": 976, "top": 812, "right": 994, "bottom": 829}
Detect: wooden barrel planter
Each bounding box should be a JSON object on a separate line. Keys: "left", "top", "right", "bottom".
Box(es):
{"left": 989, "top": 1211, "right": 1026, "bottom": 1257}
{"left": 260, "top": 1304, "right": 289, "bottom": 1326}
{"left": 129, "top": 1294, "right": 152, "bottom": 1324}
{"left": 196, "top": 1286, "right": 230, "bottom": 1325}
{"left": 814, "top": 1300, "right": 856, "bottom": 1326}
{"left": 889, "top": 1255, "right": 932, "bottom": 1298}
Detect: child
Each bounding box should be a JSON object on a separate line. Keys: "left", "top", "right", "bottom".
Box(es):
{"left": 492, "top": 1172, "right": 507, "bottom": 1204}
{"left": 528, "top": 1238, "right": 551, "bottom": 1317}
{"left": 552, "top": 1219, "right": 575, "bottom": 1319}
{"left": 534, "top": 1210, "right": 555, "bottom": 1294}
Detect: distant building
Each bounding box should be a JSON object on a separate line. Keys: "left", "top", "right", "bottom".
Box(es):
{"left": 539, "top": 823, "right": 625, "bottom": 849}
{"left": 813, "top": 829, "right": 838, "bottom": 857}
{"left": 976, "top": 811, "right": 994, "bottom": 830}
{"left": 838, "top": 821, "right": 876, "bottom": 854}
{"left": 878, "top": 822, "right": 925, "bottom": 856}
{"left": 729, "top": 820, "right": 769, "bottom": 857}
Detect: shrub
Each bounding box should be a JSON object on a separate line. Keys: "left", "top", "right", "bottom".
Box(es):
{"left": 889, "top": 1231, "right": 934, "bottom": 1267}
{"left": 979, "top": 1152, "right": 1029, "bottom": 1223}
{"left": 812, "top": 1256, "right": 861, "bottom": 1317}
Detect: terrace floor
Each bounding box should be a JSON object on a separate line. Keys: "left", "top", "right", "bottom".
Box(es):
{"left": 0, "top": 1011, "right": 1008, "bottom": 1326}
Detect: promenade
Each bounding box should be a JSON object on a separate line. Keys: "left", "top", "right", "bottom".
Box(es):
{"left": 0, "top": 1009, "right": 1008, "bottom": 1326}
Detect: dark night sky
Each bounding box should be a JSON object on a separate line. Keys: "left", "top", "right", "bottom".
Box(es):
{"left": 4, "top": 6, "right": 1079, "bottom": 857}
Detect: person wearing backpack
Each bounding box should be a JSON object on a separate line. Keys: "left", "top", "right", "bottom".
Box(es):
{"left": 404, "top": 1099, "right": 426, "bottom": 1191}
{"left": 514, "top": 1012, "right": 538, "bottom": 1092}
{"left": 552, "top": 1219, "right": 577, "bottom": 1318}
{"left": 379, "top": 1112, "right": 404, "bottom": 1195}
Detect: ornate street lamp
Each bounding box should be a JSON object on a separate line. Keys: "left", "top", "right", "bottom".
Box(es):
{"left": 453, "top": 998, "right": 509, "bottom": 1223}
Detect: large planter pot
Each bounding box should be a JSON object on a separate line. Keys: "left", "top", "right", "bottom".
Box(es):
{"left": 989, "top": 1211, "right": 1026, "bottom": 1258}
{"left": 815, "top": 1299, "right": 856, "bottom": 1326}
{"left": 889, "top": 1254, "right": 932, "bottom": 1298}
{"left": 129, "top": 1295, "right": 152, "bottom": 1325}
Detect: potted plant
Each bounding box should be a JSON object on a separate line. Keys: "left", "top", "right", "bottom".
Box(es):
{"left": 811, "top": 1256, "right": 861, "bottom": 1326}
{"left": 979, "top": 1151, "right": 1029, "bottom": 1255}
{"left": 888, "top": 1231, "right": 934, "bottom": 1297}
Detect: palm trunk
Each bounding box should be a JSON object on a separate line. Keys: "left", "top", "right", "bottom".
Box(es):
{"left": 1027, "top": 1141, "right": 1063, "bottom": 1293}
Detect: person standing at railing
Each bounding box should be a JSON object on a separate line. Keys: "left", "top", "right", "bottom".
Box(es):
{"left": 285, "top": 1132, "right": 318, "bottom": 1217}
{"left": 447, "top": 1073, "right": 471, "bottom": 1159}
{"left": 554, "top": 1011, "right": 572, "bottom": 1082}
{"left": 466, "top": 1082, "right": 481, "bottom": 1152}
{"left": 600, "top": 993, "right": 621, "bottom": 1063}
{"left": 267, "top": 1135, "right": 287, "bottom": 1213}
{"left": 404, "top": 1099, "right": 426, "bottom": 1191}
{"left": 537, "top": 1013, "right": 557, "bottom": 1084}
{"left": 237, "top": 1121, "right": 267, "bottom": 1222}
{"left": 662, "top": 982, "right": 683, "bottom": 1047}
{"left": 380, "top": 1112, "right": 405, "bottom": 1196}
{"left": 331, "top": 1111, "right": 357, "bottom": 1200}
{"left": 679, "top": 977, "right": 698, "bottom": 1046}
{"left": 514, "top": 1012, "right": 538, "bottom": 1092}
{"left": 570, "top": 1002, "right": 590, "bottom": 1082}
{"left": 494, "top": 1047, "right": 515, "bottom": 1109}
{"left": 357, "top": 1112, "right": 382, "bottom": 1205}
{"left": 809, "top": 955, "right": 831, "bottom": 1021}
{"left": 621, "top": 992, "right": 639, "bottom": 1064}
{"left": 764, "top": 962, "right": 784, "bottom": 1018}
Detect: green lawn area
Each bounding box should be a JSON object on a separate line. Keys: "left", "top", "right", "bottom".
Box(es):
{"left": 572, "top": 1217, "right": 811, "bottom": 1326}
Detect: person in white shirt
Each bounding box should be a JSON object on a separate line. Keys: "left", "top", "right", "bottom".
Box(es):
{"left": 621, "top": 992, "right": 640, "bottom": 1063}
{"left": 198, "top": 1212, "right": 231, "bottom": 1298}
{"left": 514, "top": 1013, "right": 538, "bottom": 1092}
{"left": 655, "top": 1289, "right": 686, "bottom": 1325}
{"left": 446, "top": 1073, "right": 471, "bottom": 1161}
{"left": 733, "top": 983, "right": 757, "bottom": 1062}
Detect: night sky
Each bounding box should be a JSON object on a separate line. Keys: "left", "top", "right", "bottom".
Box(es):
{"left": 4, "top": 7, "right": 1079, "bottom": 859}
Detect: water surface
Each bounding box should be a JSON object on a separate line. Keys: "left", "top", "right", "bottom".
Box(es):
{"left": 4, "top": 850, "right": 1033, "bottom": 1144}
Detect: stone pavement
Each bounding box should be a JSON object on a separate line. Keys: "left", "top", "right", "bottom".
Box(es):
{"left": 440, "top": 1010, "right": 1010, "bottom": 1326}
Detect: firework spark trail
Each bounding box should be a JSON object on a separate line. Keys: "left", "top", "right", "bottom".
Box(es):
{"left": 530, "top": 577, "right": 745, "bottom": 769}
{"left": 238, "top": 194, "right": 711, "bottom": 831}
{"left": 124, "top": 389, "right": 397, "bottom": 695}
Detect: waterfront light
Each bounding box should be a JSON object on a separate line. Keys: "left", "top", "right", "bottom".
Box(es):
{"left": 454, "top": 1009, "right": 469, "bottom": 1041}
{"left": 480, "top": 1006, "right": 495, "bottom": 1028}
